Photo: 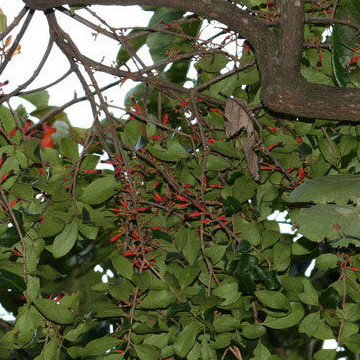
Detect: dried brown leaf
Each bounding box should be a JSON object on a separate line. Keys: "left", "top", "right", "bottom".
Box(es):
{"left": 225, "top": 98, "right": 251, "bottom": 139}
{"left": 225, "top": 98, "right": 259, "bottom": 180}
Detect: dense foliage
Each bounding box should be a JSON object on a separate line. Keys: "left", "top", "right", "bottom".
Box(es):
{"left": 2, "top": 0, "right": 360, "bottom": 359}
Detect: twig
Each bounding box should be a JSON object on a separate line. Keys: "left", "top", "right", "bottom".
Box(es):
{"left": 0, "top": 9, "right": 35, "bottom": 76}
{"left": 0, "top": 7, "right": 29, "bottom": 42}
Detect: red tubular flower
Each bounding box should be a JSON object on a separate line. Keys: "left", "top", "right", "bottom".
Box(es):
{"left": 176, "top": 194, "right": 187, "bottom": 202}
{"left": 208, "top": 108, "right": 221, "bottom": 114}
{"left": 0, "top": 173, "right": 8, "bottom": 183}
{"left": 188, "top": 212, "right": 201, "bottom": 217}
{"left": 40, "top": 124, "right": 56, "bottom": 148}
{"left": 9, "top": 127, "right": 18, "bottom": 136}
{"left": 0, "top": 153, "right": 7, "bottom": 169}
{"left": 123, "top": 250, "right": 136, "bottom": 257}
{"left": 24, "top": 120, "right": 32, "bottom": 132}
{"left": 10, "top": 199, "right": 19, "bottom": 208}
{"left": 177, "top": 203, "right": 188, "bottom": 208}
{"left": 163, "top": 112, "right": 169, "bottom": 124}
{"left": 109, "top": 234, "right": 121, "bottom": 243}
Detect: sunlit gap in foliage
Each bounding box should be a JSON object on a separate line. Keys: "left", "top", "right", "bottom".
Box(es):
{"left": 268, "top": 211, "right": 316, "bottom": 277}
{"left": 93, "top": 265, "right": 114, "bottom": 283}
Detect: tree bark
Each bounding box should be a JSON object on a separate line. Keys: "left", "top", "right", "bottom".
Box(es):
{"left": 23, "top": 0, "right": 360, "bottom": 122}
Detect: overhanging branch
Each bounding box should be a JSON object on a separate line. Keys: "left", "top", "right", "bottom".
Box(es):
{"left": 22, "top": 0, "right": 360, "bottom": 122}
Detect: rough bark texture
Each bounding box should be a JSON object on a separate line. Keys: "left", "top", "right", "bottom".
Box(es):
{"left": 22, "top": 0, "right": 360, "bottom": 122}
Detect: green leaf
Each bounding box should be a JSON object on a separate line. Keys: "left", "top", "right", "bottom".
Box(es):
{"left": 313, "top": 320, "right": 335, "bottom": 340}
{"left": 263, "top": 302, "right": 304, "bottom": 329}
{"left": 140, "top": 290, "right": 176, "bottom": 309}
{"left": 197, "top": 53, "right": 229, "bottom": 72}
{"left": 35, "top": 338, "right": 61, "bottom": 359}
{"left": 204, "top": 244, "right": 228, "bottom": 265}
{"left": 81, "top": 176, "right": 120, "bottom": 205}
{"left": 117, "top": 29, "right": 147, "bottom": 66}
{"left": 64, "top": 322, "right": 91, "bottom": 342}
{"left": 299, "top": 312, "right": 320, "bottom": 336}
{"left": 178, "top": 266, "right": 200, "bottom": 288}
{"left": 174, "top": 227, "right": 201, "bottom": 265}
{"left": 316, "top": 253, "right": 338, "bottom": 269}
{"left": 241, "top": 323, "right": 266, "bottom": 339}
{"left": 207, "top": 154, "right": 231, "bottom": 171}
{"left": 272, "top": 242, "right": 291, "bottom": 271}
{"left": 294, "top": 204, "right": 360, "bottom": 244}
{"left": 173, "top": 320, "right": 201, "bottom": 357}
{"left": 52, "top": 221, "right": 78, "bottom": 258}
{"left": 213, "top": 283, "right": 241, "bottom": 307}
{"left": 233, "top": 217, "right": 260, "bottom": 245}
{"left": 341, "top": 321, "right": 359, "bottom": 341}
{"left": 82, "top": 336, "right": 122, "bottom": 357}
{"left": 0, "top": 8, "right": 7, "bottom": 31}
{"left": 69, "top": 5, "right": 86, "bottom": 14}
{"left": 254, "top": 290, "right": 290, "bottom": 310}
{"left": 20, "top": 90, "right": 49, "bottom": 109}
{"left": 134, "top": 344, "right": 160, "bottom": 360}
{"left": 60, "top": 138, "right": 79, "bottom": 161}
{"left": 0, "top": 268, "right": 25, "bottom": 291}
{"left": 313, "top": 349, "right": 336, "bottom": 360}
{"left": 143, "top": 333, "right": 170, "bottom": 349}
{"left": 297, "top": 278, "right": 318, "bottom": 306}
{"left": 319, "top": 287, "right": 341, "bottom": 309}
{"left": 288, "top": 175, "right": 360, "bottom": 205}
{"left": 252, "top": 342, "right": 271, "bottom": 360}
{"left": 332, "top": 1, "right": 360, "bottom": 86}
{"left": 34, "top": 298, "right": 74, "bottom": 324}
{"left": 25, "top": 275, "right": 40, "bottom": 301}
{"left": 111, "top": 254, "right": 134, "bottom": 280}
{"left": 147, "top": 140, "right": 190, "bottom": 162}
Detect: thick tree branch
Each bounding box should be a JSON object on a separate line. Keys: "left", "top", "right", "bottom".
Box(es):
{"left": 23, "top": 0, "right": 269, "bottom": 47}
{"left": 23, "top": 0, "right": 360, "bottom": 122}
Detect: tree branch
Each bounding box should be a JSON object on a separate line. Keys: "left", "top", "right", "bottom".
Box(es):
{"left": 22, "top": 0, "right": 360, "bottom": 122}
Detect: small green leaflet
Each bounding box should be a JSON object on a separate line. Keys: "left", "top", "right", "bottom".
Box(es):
{"left": 254, "top": 290, "right": 290, "bottom": 310}
{"left": 263, "top": 302, "right": 304, "bottom": 329}
{"left": 52, "top": 221, "right": 78, "bottom": 258}
{"left": 147, "top": 140, "right": 189, "bottom": 162}
{"left": 81, "top": 176, "right": 120, "bottom": 205}
{"left": 34, "top": 298, "right": 74, "bottom": 324}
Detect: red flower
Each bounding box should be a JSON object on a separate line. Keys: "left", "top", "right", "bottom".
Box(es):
{"left": 24, "top": 120, "right": 32, "bottom": 132}
{"left": 176, "top": 194, "right": 187, "bottom": 202}
{"left": 188, "top": 212, "right": 201, "bottom": 217}
{"left": 9, "top": 127, "right": 18, "bottom": 136}
{"left": 123, "top": 250, "right": 136, "bottom": 257}
{"left": 40, "top": 124, "right": 56, "bottom": 148}
{"left": 163, "top": 112, "right": 169, "bottom": 124}
{"left": 110, "top": 234, "right": 121, "bottom": 243}
{"left": 208, "top": 108, "right": 221, "bottom": 114}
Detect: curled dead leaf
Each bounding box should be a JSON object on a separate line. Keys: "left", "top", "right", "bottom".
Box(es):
{"left": 225, "top": 98, "right": 259, "bottom": 181}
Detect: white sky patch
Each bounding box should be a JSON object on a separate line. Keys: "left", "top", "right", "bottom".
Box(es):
{"left": 0, "top": 1, "right": 152, "bottom": 128}
{"left": 267, "top": 210, "right": 296, "bottom": 234}
{"left": 94, "top": 264, "right": 104, "bottom": 273}
{"left": 304, "top": 259, "right": 316, "bottom": 277}
{"left": 0, "top": 303, "right": 15, "bottom": 322}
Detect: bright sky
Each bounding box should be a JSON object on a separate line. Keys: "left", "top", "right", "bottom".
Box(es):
{"left": 0, "top": 1, "right": 152, "bottom": 127}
